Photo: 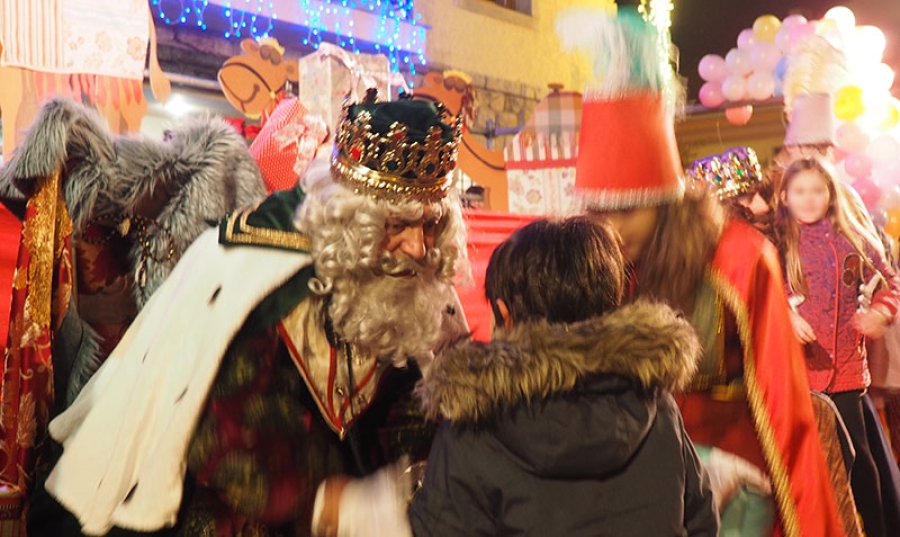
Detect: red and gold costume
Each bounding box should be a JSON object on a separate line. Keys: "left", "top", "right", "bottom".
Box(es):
{"left": 670, "top": 219, "right": 844, "bottom": 536}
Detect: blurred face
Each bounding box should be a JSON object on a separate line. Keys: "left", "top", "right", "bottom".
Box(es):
{"left": 736, "top": 191, "right": 770, "bottom": 216}
{"left": 782, "top": 170, "right": 830, "bottom": 224}
{"left": 382, "top": 205, "right": 440, "bottom": 262}
{"left": 588, "top": 206, "right": 658, "bottom": 262}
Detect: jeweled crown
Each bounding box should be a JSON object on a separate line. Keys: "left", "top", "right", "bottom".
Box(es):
{"left": 687, "top": 146, "right": 763, "bottom": 200}
{"left": 331, "top": 92, "right": 462, "bottom": 203}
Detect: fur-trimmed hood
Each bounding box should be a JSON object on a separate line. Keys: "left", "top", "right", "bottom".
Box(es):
{"left": 419, "top": 300, "right": 701, "bottom": 423}
{"left": 417, "top": 300, "right": 701, "bottom": 478}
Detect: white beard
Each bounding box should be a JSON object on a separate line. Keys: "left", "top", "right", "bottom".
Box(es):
{"left": 328, "top": 254, "right": 452, "bottom": 368}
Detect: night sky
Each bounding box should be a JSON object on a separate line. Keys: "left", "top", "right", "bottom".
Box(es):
{"left": 668, "top": 0, "right": 900, "bottom": 102}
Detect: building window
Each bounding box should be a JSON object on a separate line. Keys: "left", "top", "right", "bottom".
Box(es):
{"left": 489, "top": 0, "right": 532, "bottom": 15}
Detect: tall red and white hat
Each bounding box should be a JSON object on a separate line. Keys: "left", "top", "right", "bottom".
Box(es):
{"left": 559, "top": 7, "right": 684, "bottom": 211}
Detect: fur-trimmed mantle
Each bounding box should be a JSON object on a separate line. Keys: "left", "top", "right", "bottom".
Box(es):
{"left": 417, "top": 300, "right": 701, "bottom": 424}
{"left": 0, "top": 97, "right": 267, "bottom": 307}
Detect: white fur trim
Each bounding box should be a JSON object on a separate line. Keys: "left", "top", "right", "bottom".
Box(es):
{"left": 46, "top": 228, "right": 313, "bottom": 535}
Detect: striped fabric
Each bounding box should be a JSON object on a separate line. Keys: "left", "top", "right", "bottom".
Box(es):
{"left": 0, "top": 0, "right": 64, "bottom": 71}
{"left": 0, "top": 0, "right": 148, "bottom": 79}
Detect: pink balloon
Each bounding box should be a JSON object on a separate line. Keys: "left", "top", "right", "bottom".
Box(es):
{"left": 747, "top": 72, "right": 776, "bottom": 101}
{"left": 722, "top": 75, "right": 748, "bottom": 101}
{"left": 845, "top": 153, "right": 874, "bottom": 181}
{"left": 835, "top": 122, "right": 871, "bottom": 154}
{"left": 725, "top": 48, "right": 753, "bottom": 76}
{"left": 725, "top": 105, "right": 754, "bottom": 126}
{"left": 737, "top": 29, "right": 757, "bottom": 50}
{"left": 781, "top": 14, "right": 809, "bottom": 32}
{"left": 788, "top": 21, "right": 818, "bottom": 49}
{"left": 852, "top": 176, "right": 881, "bottom": 208}
{"left": 698, "top": 54, "right": 728, "bottom": 82}
{"left": 699, "top": 81, "right": 726, "bottom": 108}
{"left": 749, "top": 42, "right": 782, "bottom": 72}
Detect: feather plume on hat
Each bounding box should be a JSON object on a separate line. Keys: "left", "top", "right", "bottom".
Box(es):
{"left": 783, "top": 34, "right": 849, "bottom": 117}
{"left": 559, "top": 6, "right": 686, "bottom": 210}
{"left": 556, "top": 6, "right": 683, "bottom": 118}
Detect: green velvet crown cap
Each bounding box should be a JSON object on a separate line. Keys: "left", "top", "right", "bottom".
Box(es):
{"left": 331, "top": 92, "right": 462, "bottom": 203}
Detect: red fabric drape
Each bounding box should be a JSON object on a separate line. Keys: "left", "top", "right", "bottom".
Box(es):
{"left": 0, "top": 205, "right": 22, "bottom": 353}
{"left": 711, "top": 220, "right": 844, "bottom": 537}
{"left": 0, "top": 171, "right": 72, "bottom": 529}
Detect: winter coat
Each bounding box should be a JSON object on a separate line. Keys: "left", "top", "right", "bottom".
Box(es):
{"left": 793, "top": 219, "right": 900, "bottom": 393}
{"left": 409, "top": 301, "right": 719, "bottom": 537}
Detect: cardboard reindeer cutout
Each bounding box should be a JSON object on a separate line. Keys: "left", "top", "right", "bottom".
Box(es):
{"left": 218, "top": 38, "right": 299, "bottom": 120}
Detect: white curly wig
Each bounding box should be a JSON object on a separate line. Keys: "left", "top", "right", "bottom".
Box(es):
{"left": 293, "top": 157, "right": 468, "bottom": 365}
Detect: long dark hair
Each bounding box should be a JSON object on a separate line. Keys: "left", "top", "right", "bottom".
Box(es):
{"left": 632, "top": 191, "right": 725, "bottom": 315}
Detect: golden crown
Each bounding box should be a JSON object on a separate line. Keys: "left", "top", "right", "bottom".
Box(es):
{"left": 686, "top": 146, "right": 762, "bottom": 200}
{"left": 331, "top": 96, "right": 462, "bottom": 203}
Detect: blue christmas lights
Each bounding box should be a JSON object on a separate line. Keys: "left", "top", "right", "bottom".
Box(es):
{"left": 150, "top": 0, "right": 425, "bottom": 80}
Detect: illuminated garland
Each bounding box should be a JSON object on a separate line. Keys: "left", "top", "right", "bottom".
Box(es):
{"left": 150, "top": 0, "right": 425, "bottom": 78}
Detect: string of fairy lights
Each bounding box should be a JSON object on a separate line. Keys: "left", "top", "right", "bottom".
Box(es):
{"left": 638, "top": 0, "right": 677, "bottom": 109}
{"left": 149, "top": 0, "right": 425, "bottom": 78}
{"left": 148, "top": 0, "right": 674, "bottom": 83}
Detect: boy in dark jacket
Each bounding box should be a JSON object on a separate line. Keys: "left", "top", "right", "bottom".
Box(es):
{"left": 409, "top": 217, "right": 719, "bottom": 536}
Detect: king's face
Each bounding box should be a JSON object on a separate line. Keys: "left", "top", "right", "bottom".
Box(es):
{"left": 381, "top": 205, "right": 442, "bottom": 268}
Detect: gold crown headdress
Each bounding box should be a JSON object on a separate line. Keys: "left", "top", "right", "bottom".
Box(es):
{"left": 331, "top": 91, "right": 462, "bottom": 203}
{"left": 686, "top": 146, "right": 763, "bottom": 200}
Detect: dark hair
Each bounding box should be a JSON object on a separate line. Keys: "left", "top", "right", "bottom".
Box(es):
{"left": 484, "top": 217, "right": 625, "bottom": 325}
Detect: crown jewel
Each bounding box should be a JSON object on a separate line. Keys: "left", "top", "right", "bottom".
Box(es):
{"left": 331, "top": 96, "right": 462, "bottom": 203}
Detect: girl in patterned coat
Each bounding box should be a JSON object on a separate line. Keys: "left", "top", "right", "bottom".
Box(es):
{"left": 776, "top": 156, "right": 900, "bottom": 537}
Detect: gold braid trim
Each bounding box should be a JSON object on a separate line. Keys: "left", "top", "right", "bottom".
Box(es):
{"left": 21, "top": 170, "right": 65, "bottom": 341}
{"left": 708, "top": 270, "right": 801, "bottom": 537}
{"left": 223, "top": 205, "right": 311, "bottom": 252}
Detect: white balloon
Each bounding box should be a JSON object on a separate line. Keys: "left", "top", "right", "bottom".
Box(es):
{"left": 747, "top": 72, "right": 776, "bottom": 101}
{"left": 871, "top": 64, "right": 896, "bottom": 92}
{"left": 749, "top": 42, "right": 782, "bottom": 73}
{"left": 873, "top": 161, "right": 900, "bottom": 188}
{"left": 852, "top": 26, "right": 887, "bottom": 64}
{"left": 868, "top": 134, "right": 900, "bottom": 166}
{"left": 781, "top": 14, "right": 808, "bottom": 32}
{"left": 775, "top": 26, "right": 791, "bottom": 52}
{"left": 722, "top": 76, "right": 748, "bottom": 102}
{"left": 725, "top": 48, "right": 753, "bottom": 76}
{"left": 824, "top": 6, "right": 856, "bottom": 34}
{"left": 737, "top": 29, "right": 757, "bottom": 50}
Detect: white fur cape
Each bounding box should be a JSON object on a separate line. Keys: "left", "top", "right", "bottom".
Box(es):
{"left": 45, "top": 228, "right": 313, "bottom": 535}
